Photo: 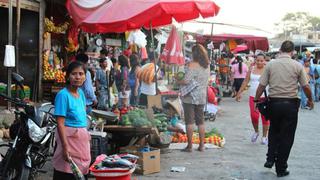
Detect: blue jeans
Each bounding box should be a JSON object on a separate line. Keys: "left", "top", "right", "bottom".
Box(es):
{"left": 310, "top": 80, "right": 316, "bottom": 101}
{"left": 300, "top": 81, "right": 316, "bottom": 108}
{"left": 315, "top": 80, "right": 320, "bottom": 102}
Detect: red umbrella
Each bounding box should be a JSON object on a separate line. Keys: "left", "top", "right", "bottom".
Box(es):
{"left": 232, "top": 44, "right": 248, "bottom": 53}
{"left": 66, "top": 0, "right": 220, "bottom": 93}
{"left": 66, "top": 0, "right": 220, "bottom": 33}
{"left": 160, "top": 26, "right": 184, "bottom": 65}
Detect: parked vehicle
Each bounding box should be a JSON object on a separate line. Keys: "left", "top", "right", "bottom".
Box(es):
{"left": 0, "top": 73, "right": 56, "bottom": 180}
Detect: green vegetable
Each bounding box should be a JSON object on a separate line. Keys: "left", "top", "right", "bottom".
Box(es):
{"left": 176, "top": 71, "right": 185, "bottom": 80}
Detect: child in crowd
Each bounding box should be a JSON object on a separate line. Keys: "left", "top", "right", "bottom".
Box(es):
{"left": 164, "top": 99, "right": 185, "bottom": 134}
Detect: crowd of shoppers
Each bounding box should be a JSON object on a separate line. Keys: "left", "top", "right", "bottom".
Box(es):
{"left": 52, "top": 39, "right": 319, "bottom": 179}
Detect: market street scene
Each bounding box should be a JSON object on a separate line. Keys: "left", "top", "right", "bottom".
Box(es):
{"left": 0, "top": 0, "right": 320, "bottom": 180}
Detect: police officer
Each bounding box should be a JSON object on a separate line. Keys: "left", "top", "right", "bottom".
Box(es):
{"left": 254, "top": 40, "right": 314, "bottom": 177}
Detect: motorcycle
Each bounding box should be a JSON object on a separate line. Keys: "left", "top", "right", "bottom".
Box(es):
{"left": 0, "top": 73, "right": 56, "bottom": 180}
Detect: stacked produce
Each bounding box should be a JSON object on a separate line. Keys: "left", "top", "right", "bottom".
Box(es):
{"left": 43, "top": 53, "right": 55, "bottom": 81}
{"left": 119, "top": 109, "right": 152, "bottom": 127}
{"left": 153, "top": 113, "right": 168, "bottom": 132}
{"left": 54, "top": 69, "right": 66, "bottom": 83}
{"left": 43, "top": 51, "right": 65, "bottom": 83}
{"left": 171, "top": 128, "right": 225, "bottom": 147}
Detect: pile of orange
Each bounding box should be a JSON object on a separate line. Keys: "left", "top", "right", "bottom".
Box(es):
{"left": 171, "top": 133, "right": 223, "bottom": 147}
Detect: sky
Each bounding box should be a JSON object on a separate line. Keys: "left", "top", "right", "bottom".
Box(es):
{"left": 180, "top": 0, "right": 320, "bottom": 38}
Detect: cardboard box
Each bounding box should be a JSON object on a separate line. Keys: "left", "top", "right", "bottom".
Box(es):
{"left": 120, "top": 146, "right": 160, "bottom": 175}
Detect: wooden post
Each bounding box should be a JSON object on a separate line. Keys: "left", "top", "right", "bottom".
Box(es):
{"left": 38, "top": 0, "right": 46, "bottom": 101}
{"left": 150, "top": 21, "right": 158, "bottom": 95}
{"left": 15, "top": 0, "right": 21, "bottom": 74}
{"left": 7, "top": 0, "right": 13, "bottom": 109}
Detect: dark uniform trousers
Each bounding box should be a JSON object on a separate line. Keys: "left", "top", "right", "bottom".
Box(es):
{"left": 267, "top": 98, "right": 300, "bottom": 173}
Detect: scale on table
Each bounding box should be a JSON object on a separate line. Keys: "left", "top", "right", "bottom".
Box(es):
{"left": 91, "top": 109, "right": 118, "bottom": 131}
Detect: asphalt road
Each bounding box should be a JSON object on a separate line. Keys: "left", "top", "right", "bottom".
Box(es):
{"left": 34, "top": 92, "right": 320, "bottom": 180}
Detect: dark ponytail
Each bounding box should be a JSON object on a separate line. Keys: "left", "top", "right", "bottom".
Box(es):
{"left": 236, "top": 56, "right": 243, "bottom": 74}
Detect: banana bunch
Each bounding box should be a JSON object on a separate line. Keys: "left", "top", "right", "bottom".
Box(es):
{"left": 44, "top": 18, "right": 69, "bottom": 34}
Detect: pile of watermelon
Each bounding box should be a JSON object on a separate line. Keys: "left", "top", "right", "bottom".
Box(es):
{"left": 119, "top": 109, "right": 152, "bottom": 127}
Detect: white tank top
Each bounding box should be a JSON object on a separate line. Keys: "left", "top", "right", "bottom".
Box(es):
{"left": 249, "top": 73, "right": 262, "bottom": 97}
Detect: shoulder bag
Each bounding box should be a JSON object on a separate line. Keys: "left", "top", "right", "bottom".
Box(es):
{"left": 256, "top": 90, "right": 270, "bottom": 120}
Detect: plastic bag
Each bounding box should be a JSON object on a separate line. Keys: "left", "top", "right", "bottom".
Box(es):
{"left": 69, "top": 157, "right": 85, "bottom": 180}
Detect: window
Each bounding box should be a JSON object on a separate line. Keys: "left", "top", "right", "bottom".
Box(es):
{"left": 318, "top": 34, "right": 320, "bottom": 39}
{"left": 308, "top": 34, "right": 313, "bottom": 39}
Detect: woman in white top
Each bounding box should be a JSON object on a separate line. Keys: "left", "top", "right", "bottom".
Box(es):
{"left": 236, "top": 53, "right": 270, "bottom": 145}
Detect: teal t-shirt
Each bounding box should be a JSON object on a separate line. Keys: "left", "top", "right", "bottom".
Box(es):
{"left": 170, "top": 116, "right": 179, "bottom": 126}
{"left": 54, "top": 88, "right": 87, "bottom": 128}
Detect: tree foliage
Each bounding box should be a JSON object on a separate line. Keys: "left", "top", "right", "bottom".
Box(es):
{"left": 275, "top": 12, "right": 320, "bottom": 37}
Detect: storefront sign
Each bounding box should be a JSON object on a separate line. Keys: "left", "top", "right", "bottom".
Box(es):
{"left": 105, "top": 38, "right": 122, "bottom": 47}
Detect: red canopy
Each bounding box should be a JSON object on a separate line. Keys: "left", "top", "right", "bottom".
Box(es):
{"left": 160, "top": 26, "right": 184, "bottom": 65}
{"left": 197, "top": 34, "right": 269, "bottom": 52}
{"left": 66, "top": 0, "right": 220, "bottom": 33}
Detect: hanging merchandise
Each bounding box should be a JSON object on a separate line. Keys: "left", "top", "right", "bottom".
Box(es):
{"left": 227, "top": 39, "right": 237, "bottom": 51}
{"left": 65, "top": 24, "right": 79, "bottom": 53}
{"left": 44, "top": 18, "right": 69, "bottom": 34}
{"left": 129, "top": 44, "right": 138, "bottom": 54}
{"left": 219, "top": 42, "right": 225, "bottom": 52}
{"left": 48, "top": 50, "right": 54, "bottom": 67}
{"left": 141, "top": 47, "right": 148, "bottom": 59}
{"left": 127, "top": 30, "right": 147, "bottom": 48}
{"left": 43, "top": 32, "right": 52, "bottom": 51}
{"left": 4, "top": 45, "right": 15, "bottom": 67}
{"left": 155, "top": 31, "right": 169, "bottom": 54}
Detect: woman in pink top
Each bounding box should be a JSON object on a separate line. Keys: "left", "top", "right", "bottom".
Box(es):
{"left": 231, "top": 56, "right": 248, "bottom": 97}
{"left": 235, "top": 53, "right": 269, "bottom": 145}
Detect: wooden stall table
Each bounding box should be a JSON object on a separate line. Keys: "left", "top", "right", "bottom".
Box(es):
{"left": 104, "top": 125, "right": 157, "bottom": 154}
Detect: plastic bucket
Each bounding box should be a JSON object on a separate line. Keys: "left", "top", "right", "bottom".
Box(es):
{"left": 90, "top": 165, "right": 135, "bottom": 180}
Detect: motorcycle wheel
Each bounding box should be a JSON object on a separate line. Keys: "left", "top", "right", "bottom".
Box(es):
{"left": 17, "top": 165, "right": 30, "bottom": 180}
{"left": 0, "top": 144, "right": 14, "bottom": 180}
{"left": 4, "top": 164, "right": 31, "bottom": 180}
{"left": 0, "top": 144, "right": 31, "bottom": 180}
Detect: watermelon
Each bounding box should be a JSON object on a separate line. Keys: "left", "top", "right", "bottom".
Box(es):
{"left": 176, "top": 71, "right": 185, "bottom": 80}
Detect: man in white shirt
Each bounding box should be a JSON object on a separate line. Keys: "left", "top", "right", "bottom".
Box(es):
{"left": 100, "top": 49, "right": 113, "bottom": 72}
{"left": 139, "top": 53, "right": 161, "bottom": 106}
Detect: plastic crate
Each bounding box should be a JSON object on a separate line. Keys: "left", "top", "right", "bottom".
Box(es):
{"left": 91, "top": 134, "right": 108, "bottom": 163}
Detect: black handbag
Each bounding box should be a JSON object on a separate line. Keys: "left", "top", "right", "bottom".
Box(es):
{"left": 256, "top": 90, "right": 270, "bottom": 120}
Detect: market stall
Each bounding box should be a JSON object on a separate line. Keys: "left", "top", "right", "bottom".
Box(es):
{"left": 66, "top": 0, "right": 221, "bottom": 177}
{"left": 196, "top": 33, "right": 270, "bottom": 52}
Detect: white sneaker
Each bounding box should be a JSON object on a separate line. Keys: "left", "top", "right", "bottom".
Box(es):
{"left": 261, "top": 137, "right": 268, "bottom": 145}
{"left": 251, "top": 132, "right": 259, "bottom": 143}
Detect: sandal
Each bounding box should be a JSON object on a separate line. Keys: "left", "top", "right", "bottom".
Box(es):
{"left": 181, "top": 147, "right": 192, "bottom": 152}
{"left": 197, "top": 146, "right": 205, "bottom": 152}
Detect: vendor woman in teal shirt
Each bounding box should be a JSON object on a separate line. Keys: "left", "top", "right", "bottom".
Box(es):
{"left": 53, "top": 61, "right": 91, "bottom": 179}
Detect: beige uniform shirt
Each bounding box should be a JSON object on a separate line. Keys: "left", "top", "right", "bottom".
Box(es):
{"left": 259, "top": 54, "right": 308, "bottom": 98}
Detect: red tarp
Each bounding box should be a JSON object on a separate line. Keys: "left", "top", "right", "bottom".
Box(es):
{"left": 196, "top": 34, "right": 269, "bottom": 52}
{"left": 66, "top": 0, "right": 220, "bottom": 33}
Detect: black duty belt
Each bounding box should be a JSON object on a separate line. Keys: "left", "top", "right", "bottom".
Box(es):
{"left": 269, "top": 98, "right": 299, "bottom": 103}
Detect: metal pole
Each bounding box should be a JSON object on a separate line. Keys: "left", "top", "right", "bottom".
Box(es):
{"left": 150, "top": 21, "right": 158, "bottom": 95}
{"left": 15, "top": 0, "right": 21, "bottom": 74}
{"left": 210, "top": 23, "right": 214, "bottom": 63}
{"left": 7, "top": 0, "right": 13, "bottom": 109}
